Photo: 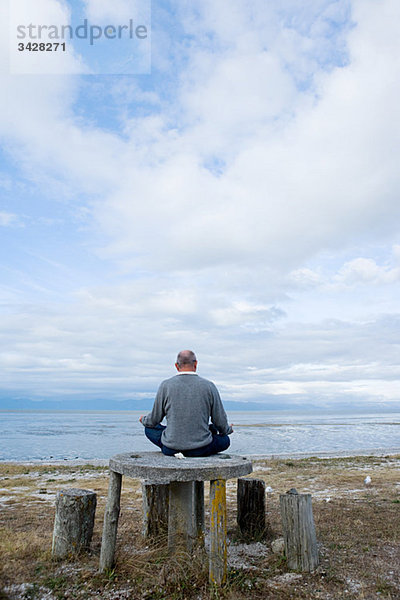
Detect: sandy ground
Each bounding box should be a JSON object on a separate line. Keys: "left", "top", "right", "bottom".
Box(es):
{"left": 0, "top": 453, "right": 399, "bottom": 600}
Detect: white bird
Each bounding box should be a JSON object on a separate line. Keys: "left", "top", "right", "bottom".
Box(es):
{"left": 364, "top": 475, "right": 371, "bottom": 485}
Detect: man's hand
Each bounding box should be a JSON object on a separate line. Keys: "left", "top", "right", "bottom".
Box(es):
{"left": 139, "top": 415, "right": 144, "bottom": 423}
{"left": 229, "top": 423, "right": 234, "bottom": 432}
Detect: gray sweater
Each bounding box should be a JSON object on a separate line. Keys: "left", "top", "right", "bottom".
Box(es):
{"left": 142, "top": 373, "right": 232, "bottom": 450}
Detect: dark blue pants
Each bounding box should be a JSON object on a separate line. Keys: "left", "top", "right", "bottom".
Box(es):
{"left": 144, "top": 424, "right": 230, "bottom": 457}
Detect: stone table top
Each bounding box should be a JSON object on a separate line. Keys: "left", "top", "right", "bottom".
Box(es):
{"left": 109, "top": 451, "right": 253, "bottom": 484}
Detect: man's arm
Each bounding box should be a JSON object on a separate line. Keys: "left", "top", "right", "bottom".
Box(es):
{"left": 210, "top": 384, "right": 233, "bottom": 435}
{"left": 140, "top": 384, "right": 165, "bottom": 427}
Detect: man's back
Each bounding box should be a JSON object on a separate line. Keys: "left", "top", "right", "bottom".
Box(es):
{"left": 140, "top": 350, "right": 232, "bottom": 456}
{"left": 143, "top": 373, "right": 230, "bottom": 450}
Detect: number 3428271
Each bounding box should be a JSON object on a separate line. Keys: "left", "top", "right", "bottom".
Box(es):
{"left": 18, "top": 42, "right": 66, "bottom": 51}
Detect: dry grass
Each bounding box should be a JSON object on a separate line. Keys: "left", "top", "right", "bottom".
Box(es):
{"left": 0, "top": 455, "right": 399, "bottom": 600}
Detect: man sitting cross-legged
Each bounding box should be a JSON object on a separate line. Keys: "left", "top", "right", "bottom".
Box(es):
{"left": 139, "top": 350, "right": 233, "bottom": 457}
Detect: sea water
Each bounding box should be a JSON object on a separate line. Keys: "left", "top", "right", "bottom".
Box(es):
{"left": 1, "top": 410, "right": 399, "bottom": 462}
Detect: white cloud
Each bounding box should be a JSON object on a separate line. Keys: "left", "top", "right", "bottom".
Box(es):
{"left": 87, "top": 0, "right": 400, "bottom": 277}
{"left": 288, "top": 245, "right": 400, "bottom": 292}
{"left": 82, "top": 0, "right": 145, "bottom": 23}
{"left": 9, "top": 0, "right": 89, "bottom": 74}
{"left": 1, "top": 284, "right": 398, "bottom": 404}
{"left": 1, "top": 0, "right": 399, "bottom": 273}
{"left": 0, "top": 211, "right": 20, "bottom": 227}
{"left": 0, "top": 0, "right": 399, "bottom": 406}
{"left": 289, "top": 268, "right": 324, "bottom": 289}
{"left": 335, "top": 257, "right": 400, "bottom": 286}
{"left": 210, "top": 302, "right": 285, "bottom": 330}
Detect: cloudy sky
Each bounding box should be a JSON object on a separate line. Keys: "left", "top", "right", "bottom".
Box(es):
{"left": 0, "top": 0, "right": 399, "bottom": 409}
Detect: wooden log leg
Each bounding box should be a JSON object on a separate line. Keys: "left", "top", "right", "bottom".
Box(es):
{"left": 52, "top": 489, "right": 97, "bottom": 558}
{"left": 237, "top": 478, "right": 266, "bottom": 538}
{"left": 209, "top": 479, "right": 227, "bottom": 586}
{"left": 194, "top": 481, "right": 205, "bottom": 545}
{"left": 99, "top": 471, "right": 122, "bottom": 572}
{"left": 142, "top": 483, "right": 169, "bottom": 538}
{"left": 279, "top": 489, "right": 319, "bottom": 572}
{"left": 168, "top": 481, "right": 196, "bottom": 552}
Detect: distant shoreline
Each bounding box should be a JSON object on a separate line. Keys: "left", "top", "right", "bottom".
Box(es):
{"left": 1, "top": 447, "right": 400, "bottom": 466}
{"left": 2, "top": 405, "right": 400, "bottom": 413}
{"left": 248, "top": 447, "right": 400, "bottom": 460}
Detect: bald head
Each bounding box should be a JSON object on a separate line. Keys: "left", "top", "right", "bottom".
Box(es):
{"left": 175, "top": 350, "right": 197, "bottom": 371}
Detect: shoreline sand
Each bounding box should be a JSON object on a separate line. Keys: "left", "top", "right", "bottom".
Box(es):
{"left": 1, "top": 453, "right": 399, "bottom": 599}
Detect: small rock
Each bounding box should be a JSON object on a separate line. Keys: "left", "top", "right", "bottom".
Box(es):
{"left": 228, "top": 541, "right": 268, "bottom": 570}
{"left": 269, "top": 572, "right": 302, "bottom": 588}
{"left": 271, "top": 537, "right": 285, "bottom": 554}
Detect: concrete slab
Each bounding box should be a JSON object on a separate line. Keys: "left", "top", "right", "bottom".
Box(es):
{"left": 109, "top": 451, "right": 252, "bottom": 483}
